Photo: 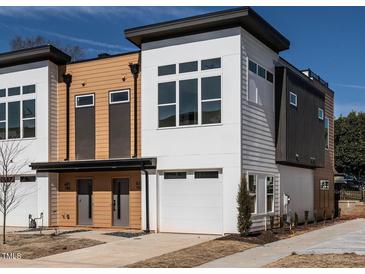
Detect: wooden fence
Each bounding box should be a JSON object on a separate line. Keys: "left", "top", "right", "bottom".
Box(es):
{"left": 340, "top": 189, "right": 365, "bottom": 201}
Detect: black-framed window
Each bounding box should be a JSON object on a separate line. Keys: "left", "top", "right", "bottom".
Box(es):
{"left": 22, "top": 85, "right": 35, "bottom": 94}
{"left": 158, "top": 82, "right": 176, "bottom": 128}
{"left": 164, "top": 172, "right": 187, "bottom": 180}
{"left": 266, "top": 71, "right": 274, "bottom": 83}
{"left": 158, "top": 64, "right": 176, "bottom": 76}
{"left": 8, "top": 87, "right": 20, "bottom": 96}
{"left": 23, "top": 99, "right": 35, "bottom": 138}
{"left": 179, "top": 79, "right": 198, "bottom": 126}
{"left": 201, "top": 76, "right": 221, "bottom": 124}
{"left": 0, "top": 103, "right": 5, "bottom": 140}
{"left": 179, "top": 61, "right": 198, "bottom": 73}
{"left": 258, "top": 65, "right": 266, "bottom": 78}
{"left": 194, "top": 171, "right": 219, "bottom": 179}
{"left": 8, "top": 101, "right": 20, "bottom": 139}
{"left": 20, "top": 176, "right": 36, "bottom": 182}
{"left": 0, "top": 89, "right": 6, "bottom": 97}
{"left": 249, "top": 60, "right": 257, "bottom": 73}
{"left": 325, "top": 117, "right": 329, "bottom": 150}
{"left": 201, "top": 58, "right": 221, "bottom": 70}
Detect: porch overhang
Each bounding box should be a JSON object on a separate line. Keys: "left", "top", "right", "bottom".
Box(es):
{"left": 30, "top": 158, "right": 157, "bottom": 173}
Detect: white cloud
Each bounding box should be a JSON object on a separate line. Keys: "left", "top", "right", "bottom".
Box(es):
{"left": 333, "top": 83, "right": 365, "bottom": 90}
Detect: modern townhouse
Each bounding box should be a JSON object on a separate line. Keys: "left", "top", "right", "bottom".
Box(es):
{"left": 2, "top": 6, "right": 333, "bottom": 234}
{"left": 0, "top": 45, "right": 70, "bottom": 226}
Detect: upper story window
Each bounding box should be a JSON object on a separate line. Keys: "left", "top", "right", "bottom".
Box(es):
{"left": 325, "top": 117, "right": 329, "bottom": 150}
{"left": 0, "top": 84, "right": 36, "bottom": 140}
{"left": 164, "top": 172, "right": 187, "bottom": 180}
{"left": 248, "top": 60, "right": 273, "bottom": 84}
{"left": 320, "top": 180, "right": 329, "bottom": 190}
{"left": 179, "top": 61, "right": 198, "bottom": 73}
{"left": 157, "top": 57, "right": 222, "bottom": 128}
{"left": 266, "top": 71, "right": 274, "bottom": 83}
{"left": 248, "top": 60, "right": 257, "bottom": 74}
{"left": 194, "top": 171, "right": 219, "bottom": 179}
{"left": 109, "top": 90, "right": 129, "bottom": 104}
{"left": 201, "top": 58, "right": 221, "bottom": 70}
{"left": 289, "top": 92, "right": 297, "bottom": 107}
{"left": 158, "top": 64, "right": 176, "bottom": 76}
{"left": 75, "top": 94, "right": 94, "bottom": 108}
{"left": 318, "top": 107, "right": 324, "bottom": 120}
{"left": 258, "top": 65, "right": 266, "bottom": 79}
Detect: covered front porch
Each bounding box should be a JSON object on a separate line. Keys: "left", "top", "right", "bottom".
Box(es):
{"left": 30, "top": 158, "right": 156, "bottom": 230}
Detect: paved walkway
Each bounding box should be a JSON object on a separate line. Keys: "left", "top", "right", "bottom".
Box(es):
{"left": 201, "top": 219, "right": 365, "bottom": 268}
{"left": 0, "top": 232, "right": 216, "bottom": 267}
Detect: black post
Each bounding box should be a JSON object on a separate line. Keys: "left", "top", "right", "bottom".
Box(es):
{"left": 141, "top": 165, "right": 150, "bottom": 233}
{"left": 63, "top": 74, "right": 72, "bottom": 161}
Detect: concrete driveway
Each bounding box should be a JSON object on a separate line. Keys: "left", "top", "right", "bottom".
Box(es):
{"left": 0, "top": 232, "right": 217, "bottom": 267}
{"left": 201, "top": 218, "right": 365, "bottom": 267}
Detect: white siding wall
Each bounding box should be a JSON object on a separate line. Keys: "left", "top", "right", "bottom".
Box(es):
{"left": 240, "top": 29, "right": 281, "bottom": 230}
{"left": 0, "top": 61, "right": 50, "bottom": 226}
{"left": 141, "top": 28, "right": 242, "bottom": 233}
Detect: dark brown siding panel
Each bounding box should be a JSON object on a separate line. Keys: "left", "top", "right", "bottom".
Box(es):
{"left": 75, "top": 107, "right": 95, "bottom": 160}
{"left": 109, "top": 103, "right": 131, "bottom": 158}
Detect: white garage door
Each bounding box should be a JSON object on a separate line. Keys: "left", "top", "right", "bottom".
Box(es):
{"left": 159, "top": 170, "right": 223, "bottom": 234}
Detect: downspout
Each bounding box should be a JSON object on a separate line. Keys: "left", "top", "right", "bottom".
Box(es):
{"left": 129, "top": 63, "right": 140, "bottom": 158}
{"left": 63, "top": 74, "right": 72, "bottom": 161}
{"left": 141, "top": 164, "right": 150, "bottom": 233}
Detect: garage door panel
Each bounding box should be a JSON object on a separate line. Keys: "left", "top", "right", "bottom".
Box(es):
{"left": 159, "top": 173, "right": 223, "bottom": 234}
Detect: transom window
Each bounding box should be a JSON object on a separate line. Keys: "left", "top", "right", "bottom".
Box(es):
{"left": 248, "top": 60, "right": 273, "bottom": 84}
{"left": 158, "top": 64, "right": 176, "bottom": 76}
{"left": 266, "top": 176, "right": 274, "bottom": 213}
{"left": 109, "top": 90, "right": 129, "bottom": 104}
{"left": 194, "top": 171, "right": 219, "bottom": 179}
{"left": 0, "top": 84, "right": 36, "bottom": 140}
{"left": 75, "top": 94, "right": 94, "bottom": 108}
{"left": 164, "top": 172, "right": 187, "bottom": 180}
{"left": 248, "top": 174, "right": 257, "bottom": 214}
{"left": 157, "top": 57, "right": 222, "bottom": 128}
{"left": 289, "top": 92, "right": 297, "bottom": 107}
{"left": 318, "top": 107, "right": 324, "bottom": 120}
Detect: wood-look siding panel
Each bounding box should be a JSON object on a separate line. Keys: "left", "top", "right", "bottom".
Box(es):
{"left": 57, "top": 171, "right": 141, "bottom": 229}
{"left": 57, "top": 53, "right": 141, "bottom": 161}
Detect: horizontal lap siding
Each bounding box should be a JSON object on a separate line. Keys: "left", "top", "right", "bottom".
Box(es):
{"left": 241, "top": 30, "right": 280, "bottom": 231}
{"left": 57, "top": 171, "right": 141, "bottom": 229}
{"left": 56, "top": 53, "right": 141, "bottom": 161}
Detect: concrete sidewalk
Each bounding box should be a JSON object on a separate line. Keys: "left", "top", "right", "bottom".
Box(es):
{"left": 201, "top": 219, "right": 365, "bottom": 268}
{"left": 0, "top": 232, "right": 216, "bottom": 268}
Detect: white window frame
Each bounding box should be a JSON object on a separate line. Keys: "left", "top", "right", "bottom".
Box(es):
{"left": 318, "top": 107, "right": 324, "bottom": 120}
{"left": 157, "top": 58, "right": 222, "bottom": 129}
{"left": 75, "top": 94, "right": 94, "bottom": 108}
{"left": 0, "top": 84, "right": 37, "bottom": 141}
{"left": 325, "top": 117, "right": 329, "bottom": 150}
{"left": 320, "top": 179, "right": 329, "bottom": 190}
{"left": 265, "top": 176, "right": 274, "bottom": 213}
{"left": 247, "top": 174, "right": 257, "bottom": 214}
{"left": 289, "top": 92, "right": 297, "bottom": 107}
{"left": 109, "top": 89, "right": 130, "bottom": 105}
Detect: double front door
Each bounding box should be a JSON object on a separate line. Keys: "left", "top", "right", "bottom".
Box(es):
{"left": 112, "top": 178, "right": 129, "bottom": 227}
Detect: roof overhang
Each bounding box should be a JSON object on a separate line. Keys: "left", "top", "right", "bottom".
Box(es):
{"left": 124, "top": 7, "right": 290, "bottom": 53}
{"left": 30, "top": 158, "right": 157, "bottom": 173}
{"left": 0, "top": 45, "right": 71, "bottom": 68}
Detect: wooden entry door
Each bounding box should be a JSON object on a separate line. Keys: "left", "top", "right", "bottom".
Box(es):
{"left": 112, "top": 178, "right": 129, "bottom": 227}
{"left": 77, "top": 179, "right": 93, "bottom": 225}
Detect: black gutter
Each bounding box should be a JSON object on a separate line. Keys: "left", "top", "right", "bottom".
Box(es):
{"left": 141, "top": 164, "right": 150, "bottom": 233}
{"left": 62, "top": 74, "right": 72, "bottom": 161}
{"left": 129, "top": 62, "right": 140, "bottom": 158}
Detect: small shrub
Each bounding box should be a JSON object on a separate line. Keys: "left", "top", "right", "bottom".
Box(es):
{"left": 237, "top": 176, "right": 252, "bottom": 236}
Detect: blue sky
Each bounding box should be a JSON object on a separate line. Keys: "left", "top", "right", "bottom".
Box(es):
{"left": 0, "top": 6, "right": 363, "bottom": 117}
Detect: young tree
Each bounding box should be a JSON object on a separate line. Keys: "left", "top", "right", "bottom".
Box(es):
{"left": 0, "top": 141, "right": 29, "bottom": 244}
{"left": 10, "top": 35, "right": 85, "bottom": 61}
{"left": 237, "top": 176, "right": 252, "bottom": 236}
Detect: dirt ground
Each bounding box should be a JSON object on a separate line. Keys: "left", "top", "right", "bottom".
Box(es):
{"left": 266, "top": 253, "right": 365, "bottom": 268}
{"left": 0, "top": 234, "right": 103, "bottom": 259}
{"left": 128, "top": 219, "right": 345, "bottom": 268}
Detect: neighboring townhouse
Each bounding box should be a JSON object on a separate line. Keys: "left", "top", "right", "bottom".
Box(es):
{"left": 0, "top": 45, "right": 70, "bottom": 226}
{"left": 31, "top": 52, "right": 156, "bottom": 229}
{"left": 124, "top": 6, "right": 335, "bottom": 233}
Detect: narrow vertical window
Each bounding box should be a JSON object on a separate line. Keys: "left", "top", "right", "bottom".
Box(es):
{"left": 325, "top": 117, "right": 329, "bottom": 150}
{"left": 266, "top": 176, "right": 274, "bottom": 213}
{"left": 318, "top": 108, "right": 324, "bottom": 120}
{"left": 22, "top": 99, "right": 36, "bottom": 138}
{"left": 0, "top": 103, "right": 5, "bottom": 140}
{"left": 179, "top": 79, "right": 198, "bottom": 126}
{"left": 248, "top": 174, "right": 257, "bottom": 214}
{"left": 289, "top": 92, "right": 297, "bottom": 107}
{"left": 158, "top": 82, "right": 176, "bottom": 128}
{"left": 8, "top": 101, "right": 20, "bottom": 139}
{"left": 201, "top": 76, "right": 221, "bottom": 124}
